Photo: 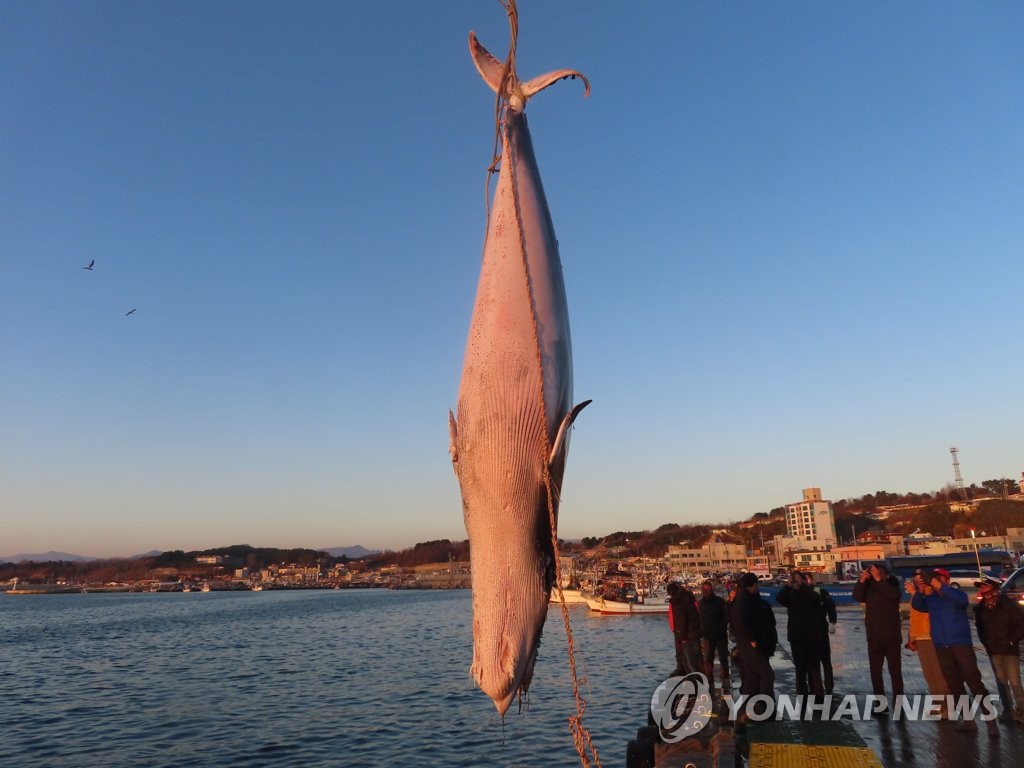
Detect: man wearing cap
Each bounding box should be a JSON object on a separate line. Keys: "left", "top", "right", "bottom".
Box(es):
{"left": 853, "top": 562, "right": 904, "bottom": 712}
{"left": 975, "top": 576, "right": 1024, "bottom": 723}
{"left": 666, "top": 581, "right": 703, "bottom": 676}
{"left": 911, "top": 568, "right": 996, "bottom": 734}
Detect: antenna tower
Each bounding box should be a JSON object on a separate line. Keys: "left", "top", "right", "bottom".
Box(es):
{"left": 949, "top": 446, "right": 968, "bottom": 502}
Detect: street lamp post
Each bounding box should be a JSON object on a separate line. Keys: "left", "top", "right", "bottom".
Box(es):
{"left": 971, "top": 529, "right": 983, "bottom": 579}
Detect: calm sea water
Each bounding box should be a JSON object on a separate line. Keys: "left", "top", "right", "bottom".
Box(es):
{"left": 0, "top": 589, "right": 672, "bottom": 767}
{"left": 6, "top": 590, "right": 1024, "bottom": 767}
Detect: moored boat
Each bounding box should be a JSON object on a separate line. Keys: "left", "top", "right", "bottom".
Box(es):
{"left": 586, "top": 594, "right": 669, "bottom": 614}
{"left": 548, "top": 588, "right": 590, "bottom": 605}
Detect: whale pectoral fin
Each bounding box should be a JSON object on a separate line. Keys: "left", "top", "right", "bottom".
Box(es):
{"left": 469, "top": 32, "right": 505, "bottom": 93}
{"left": 448, "top": 410, "right": 460, "bottom": 465}
{"left": 522, "top": 69, "right": 591, "bottom": 101}
{"left": 547, "top": 399, "right": 592, "bottom": 468}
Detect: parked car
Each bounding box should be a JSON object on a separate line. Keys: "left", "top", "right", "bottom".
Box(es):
{"left": 945, "top": 569, "right": 986, "bottom": 589}
{"left": 1001, "top": 567, "right": 1024, "bottom": 606}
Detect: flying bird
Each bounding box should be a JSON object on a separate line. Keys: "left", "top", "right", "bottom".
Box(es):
{"left": 125, "top": 308, "right": 136, "bottom": 316}
{"left": 82, "top": 260, "right": 94, "bottom": 270}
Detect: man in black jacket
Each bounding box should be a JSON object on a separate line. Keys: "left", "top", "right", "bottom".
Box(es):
{"left": 976, "top": 577, "right": 1024, "bottom": 722}
{"left": 698, "top": 580, "right": 730, "bottom": 692}
{"left": 777, "top": 572, "right": 826, "bottom": 697}
{"left": 808, "top": 573, "right": 838, "bottom": 694}
{"left": 667, "top": 581, "right": 702, "bottom": 676}
{"left": 852, "top": 563, "right": 904, "bottom": 711}
{"left": 731, "top": 572, "right": 777, "bottom": 713}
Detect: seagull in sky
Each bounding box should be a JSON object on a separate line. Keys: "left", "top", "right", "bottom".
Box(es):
{"left": 125, "top": 308, "right": 137, "bottom": 316}
{"left": 82, "top": 260, "right": 95, "bottom": 270}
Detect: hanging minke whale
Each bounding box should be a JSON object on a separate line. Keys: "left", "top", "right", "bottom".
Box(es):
{"left": 448, "top": 12, "right": 591, "bottom": 716}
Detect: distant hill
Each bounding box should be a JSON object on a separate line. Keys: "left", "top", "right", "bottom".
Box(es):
{"left": 322, "top": 545, "right": 378, "bottom": 559}
{"left": 0, "top": 551, "right": 96, "bottom": 563}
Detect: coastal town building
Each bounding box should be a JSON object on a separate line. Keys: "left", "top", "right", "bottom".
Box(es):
{"left": 665, "top": 530, "right": 747, "bottom": 574}
{"left": 866, "top": 503, "right": 930, "bottom": 521}
{"left": 767, "top": 487, "right": 839, "bottom": 567}
{"left": 784, "top": 487, "right": 838, "bottom": 548}
{"left": 790, "top": 549, "right": 838, "bottom": 572}
{"left": 745, "top": 554, "right": 771, "bottom": 578}
{"left": 831, "top": 541, "right": 901, "bottom": 578}
{"left": 905, "top": 534, "right": 952, "bottom": 556}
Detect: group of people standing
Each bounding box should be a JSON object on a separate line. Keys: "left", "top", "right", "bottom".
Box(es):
{"left": 860, "top": 562, "right": 1024, "bottom": 733}
{"left": 731, "top": 569, "right": 839, "bottom": 718}
{"left": 776, "top": 571, "right": 838, "bottom": 696}
{"left": 665, "top": 563, "right": 1024, "bottom": 733}
{"left": 787, "top": 561, "right": 1024, "bottom": 733}
{"left": 668, "top": 571, "right": 834, "bottom": 718}
{"left": 666, "top": 579, "right": 733, "bottom": 693}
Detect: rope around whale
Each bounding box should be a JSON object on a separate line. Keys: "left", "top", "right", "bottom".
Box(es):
{"left": 483, "top": 0, "right": 517, "bottom": 226}
{"left": 484, "top": 2, "right": 602, "bottom": 766}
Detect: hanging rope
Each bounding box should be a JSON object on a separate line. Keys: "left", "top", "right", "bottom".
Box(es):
{"left": 482, "top": 0, "right": 519, "bottom": 226}
{"left": 548, "top": 486, "right": 603, "bottom": 768}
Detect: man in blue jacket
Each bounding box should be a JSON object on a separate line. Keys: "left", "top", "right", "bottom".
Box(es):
{"left": 910, "top": 567, "right": 995, "bottom": 734}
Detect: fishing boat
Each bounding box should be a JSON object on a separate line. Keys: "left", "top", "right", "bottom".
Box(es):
{"left": 548, "top": 588, "right": 590, "bottom": 604}
{"left": 586, "top": 593, "right": 669, "bottom": 614}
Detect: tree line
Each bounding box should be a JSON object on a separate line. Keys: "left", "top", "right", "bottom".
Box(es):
{"left": 4, "top": 480, "right": 1021, "bottom": 579}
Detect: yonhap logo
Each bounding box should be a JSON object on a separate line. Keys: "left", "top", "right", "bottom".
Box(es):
{"left": 650, "top": 673, "right": 714, "bottom": 742}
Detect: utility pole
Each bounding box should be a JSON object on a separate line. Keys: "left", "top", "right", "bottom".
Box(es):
{"left": 950, "top": 447, "right": 969, "bottom": 502}
{"left": 852, "top": 524, "right": 859, "bottom": 572}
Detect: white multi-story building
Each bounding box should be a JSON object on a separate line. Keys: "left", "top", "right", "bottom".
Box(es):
{"left": 784, "top": 487, "right": 837, "bottom": 550}
{"left": 770, "top": 487, "right": 839, "bottom": 565}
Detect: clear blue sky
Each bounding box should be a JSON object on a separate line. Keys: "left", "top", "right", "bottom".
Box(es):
{"left": 3, "top": 2, "right": 1022, "bottom": 558}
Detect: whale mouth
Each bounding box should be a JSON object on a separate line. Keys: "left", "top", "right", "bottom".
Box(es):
{"left": 472, "top": 624, "right": 542, "bottom": 716}
{"left": 469, "top": 572, "right": 548, "bottom": 716}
